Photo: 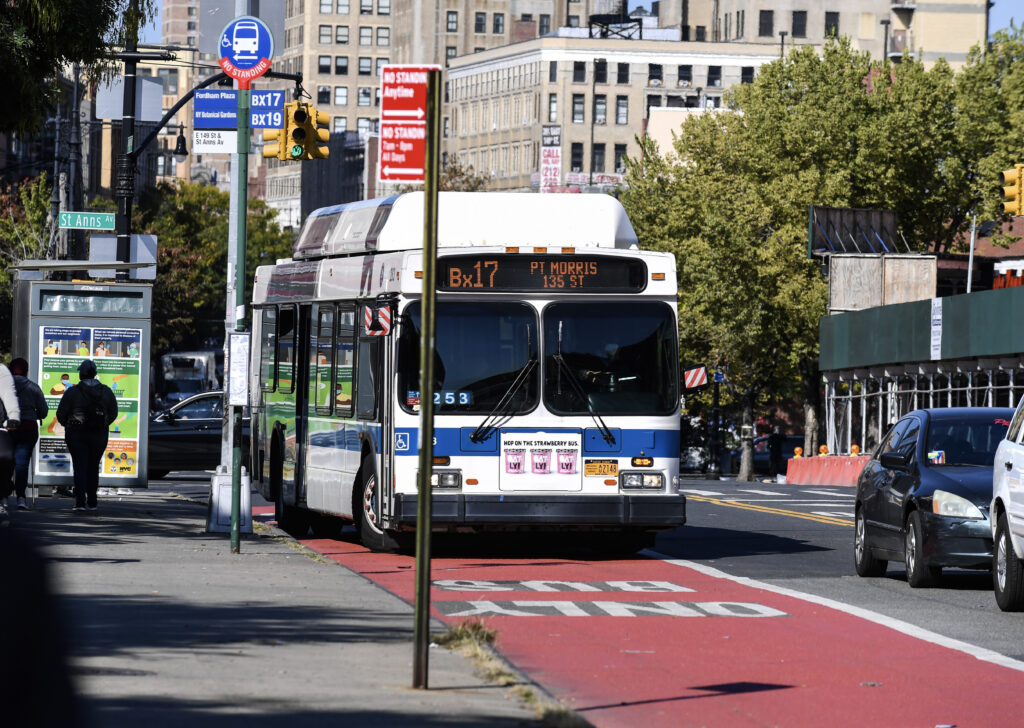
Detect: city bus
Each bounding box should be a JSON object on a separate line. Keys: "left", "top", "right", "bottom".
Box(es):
{"left": 249, "top": 192, "right": 685, "bottom": 551}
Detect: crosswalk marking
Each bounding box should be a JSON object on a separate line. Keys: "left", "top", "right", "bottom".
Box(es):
{"left": 680, "top": 489, "right": 725, "bottom": 496}
{"left": 737, "top": 489, "right": 785, "bottom": 496}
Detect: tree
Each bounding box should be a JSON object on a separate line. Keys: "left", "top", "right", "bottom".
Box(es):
{"left": 398, "top": 160, "right": 489, "bottom": 192}
{"left": 0, "top": 1, "right": 157, "bottom": 134}
{"left": 0, "top": 174, "right": 52, "bottom": 355}
{"left": 622, "top": 37, "right": 983, "bottom": 479}
{"left": 136, "top": 182, "right": 293, "bottom": 353}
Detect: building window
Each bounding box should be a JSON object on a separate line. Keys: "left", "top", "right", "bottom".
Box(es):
{"left": 187, "top": 21, "right": 196, "bottom": 30}
{"left": 758, "top": 10, "right": 773, "bottom": 37}
{"left": 375, "top": 87, "right": 381, "bottom": 106}
{"left": 617, "top": 62, "right": 629, "bottom": 83}
{"left": 447, "top": 11, "right": 458, "bottom": 32}
{"left": 695, "top": 26, "right": 706, "bottom": 41}
{"left": 825, "top": 11, "right": 839, "bottom": 38}
{"left": 335, "top": 56, "right": 349, "bottom": 74}
{"left": 319, "top": 55, "right": 332, "bottom": 74}
{"left": 377, "top": 0, "right": 389, "bottom": 14}
{"left": 188, "top": 6, "right": 196, "bottom": 15}
{"left": 157, "top": 68, "right": 178, "bottom": 94}
{"left": 336, "top": 25, "right": 349, "bottom": 43}
{"left": 358, "top": 87, "right": 371, "bottom": 106}
{"left": 360, "top": 0, "right": 372, "bottom": 13}
{"left": 320, "top": 0, "right": 332, "bottom": 12}
{"left": 540, "top": 14, "right": 550, "bottom": 35}
{"left": 594, "top": 58, "right": 607, "bottom": 83}
{"left": 377, "top": 27, "right": 389, "bottom": 45}
{"left": 573, "top": 61, "right": 585, "bottom": 82}
{"left": 707, "top": 66, "right": 722, "bottom": 87}
{"left": 594, "top": 95, "right": 606, "bottom": 123}
{"left": 318, "top": 85, "right": 331, "bottom": 104}
{"left": 648, "top": 64, "right": 663, "bottom": 84}
{"left": 376, "top": 57, "right": 388, "bottom": 75}
{"left": 666, "top": 94, "right": 685, "bottom": 107}
{"left": 333, "top": 117, "right": 348, "bottom": 133}
{"left": 568, "top": 15, "right": 579, "bottom": 28}
{"left": 678, "top": 64, "right": 692, "bottom": 84}
{"left": 359, "top": 57, "right": 372, "bottom": 75}
{"left": 615, "top": 96, "right": 628, "bottom": 124}
{"left": 741, "top": 66, "right": 755, "bottom": 84}
{"left": 792, "top": 10, "right": 807, "bottom": 38}
{"left": 614, "top": 144, "right": 627, "bottom": 173}
{"left": 446, "top": 46, "right": 457, "bottom": 65}
{"left": 357, "top": 118, "right": 373, "bottom": 139}
{"left": 572, "top": 94, "right": 584, "bottom": 123}
{"left": 493, "top": 13, "right": 504, "bottom": 34}
{"left": 592, "top": 143, "right": 605, "bottom": 173}
{"left": 359, "top": 27, "right": 372, "bottom": 44}
{"left": 334, "top": 86, "right": 348, "bottom": 105}
{"left": 475, "top": 12, "right": 485, "bottom": 33}
{"left": 337, "top": 0, "right": 349, "bottom": 12}
{"left": 319, "top": 25, "right": 333, "bottom": 44}
{"left": 570, "top": 143, "right": 583, "bottom": 172}
{"left": 548, "top": 93, "right": 557, "bottom": 122}
{"left": 549, "top": 60, "right": 557, "bottom": 82}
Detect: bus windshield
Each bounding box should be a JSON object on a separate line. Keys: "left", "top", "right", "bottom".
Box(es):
{"left": 543, "top": 302, "right": 677, "bottom": 416}
{"left": 398, "top": 302, "right": 539, "bottom": 414}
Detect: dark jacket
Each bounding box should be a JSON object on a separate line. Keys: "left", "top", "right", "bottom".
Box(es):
{"left": 56, "top": 379, "right": 118, "bottom": 428}
{"left": 13, "top": 374, "right": 48, "bottom": 422}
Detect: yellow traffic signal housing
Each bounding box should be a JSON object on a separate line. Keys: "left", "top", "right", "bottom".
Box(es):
{"left": 1001, "top": 164, "right": 1024, "bottom": 216}
{"left": 262, "top": 127, "right": 286, "bottom": 160}
{"left": 308, "top": 106, "right": 331, "bottom": 159}
{"left": 286, "top": 101, "right": 309, "bottom": 161}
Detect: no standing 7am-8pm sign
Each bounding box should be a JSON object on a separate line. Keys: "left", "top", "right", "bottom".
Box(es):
{"left": 378, "top": 64, "right": 441, "bottom": 185}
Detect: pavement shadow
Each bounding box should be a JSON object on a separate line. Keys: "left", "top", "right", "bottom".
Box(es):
{"left": 653, "top": 524, "right": 830, "bottom": 560}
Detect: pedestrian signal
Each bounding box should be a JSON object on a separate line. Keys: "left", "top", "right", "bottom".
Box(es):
{"left": 1001, "top": 164, "right": 1024, "bottom": 216}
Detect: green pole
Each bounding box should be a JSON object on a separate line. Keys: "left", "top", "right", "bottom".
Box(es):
{"left": 231, "top": 87, "right": 250, "bottom": 554}
{"left": 412, "top": 68, "right": 442, "bottom": 690}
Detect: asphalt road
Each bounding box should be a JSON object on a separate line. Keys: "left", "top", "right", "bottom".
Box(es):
{"left": 662, "top": 478, "right": 1024, "bottom": 664}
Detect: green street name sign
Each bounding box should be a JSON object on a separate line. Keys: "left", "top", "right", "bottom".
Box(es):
{"left": 58, "top": 211, "right": 116, "bottom": 231}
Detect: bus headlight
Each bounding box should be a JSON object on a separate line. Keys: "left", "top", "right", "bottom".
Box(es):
{"left": 429, "top": 470, "right": 462, "bottom": 489}
{"left": 620, "top": 472, "right": 664, "bottom": 490}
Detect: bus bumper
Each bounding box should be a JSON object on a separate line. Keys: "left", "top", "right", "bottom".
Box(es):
{"left": 392, "top": 493, "right": 686, "bottom": 528}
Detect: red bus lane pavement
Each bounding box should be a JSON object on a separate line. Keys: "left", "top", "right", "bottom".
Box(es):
{"left": 291, "top": 532, "right": 1024, "bottom": 728}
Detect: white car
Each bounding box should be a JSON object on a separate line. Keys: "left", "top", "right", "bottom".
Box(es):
{"left": 991, "top": 402, "right": 1024, "bottom": 610}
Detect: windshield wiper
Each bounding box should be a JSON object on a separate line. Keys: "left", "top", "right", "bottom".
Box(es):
{"left": 468, "top": 357, "right": 537, "bottom": 443}
{"left": 553, "top": 352, "right": 616, "bottom": 445}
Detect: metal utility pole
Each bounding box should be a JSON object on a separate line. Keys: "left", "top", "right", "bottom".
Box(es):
{"left": 69, "top": 65, "right": 85, "bottom": 263}
{"left": 49, "top": 110, "right": 62, "bottom": 260}
{"left": 880, "top": 19, "right": 891, "bottom": 60}
{"left": 706, "top": 373, "right": 722, "bottom": 479}
{"left": 778, "top": 30, "right": 788, "bottom": 58}
{"left": 114, "top": 0, "right": 142, "bottom": 282}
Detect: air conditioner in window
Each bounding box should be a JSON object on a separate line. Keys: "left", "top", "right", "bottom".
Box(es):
{"left": 648, "top": 78, "right": 663, "bottom": 86}
{"left": 571, "top": 166, "right": 581, "bottom": 172}
{"left": 615, "top": 166, "right": 626, "bottom": 174}
{"left": 711, "top": 79, "right": 722, "bottom": 87}
{"left": 678, "top": 80, "right": 691, "bottom": 87}
{"left": 595, "top": 119, "right": 605, "bottom": 125}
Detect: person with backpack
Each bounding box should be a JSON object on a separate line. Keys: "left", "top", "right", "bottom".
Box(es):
{"left": 56, "top": 360, "right": 117, "bottom": 512}
{"left": 5, "top": 358, "right": 48, "bottom": 510}
{"left": 0, "top": 362, "right": 22, "bottom": 517}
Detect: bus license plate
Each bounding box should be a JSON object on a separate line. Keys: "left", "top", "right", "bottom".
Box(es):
{"left": 584, "top": 459, "right": 618, "bottom": 477}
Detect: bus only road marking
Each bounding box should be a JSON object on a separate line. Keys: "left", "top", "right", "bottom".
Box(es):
{"left": 437, "top": 600, "right": 790, "bottom": 618}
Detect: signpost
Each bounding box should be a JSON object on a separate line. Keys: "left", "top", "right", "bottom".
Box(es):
{"left": 58, "top": 211, "right": 115, "bottom": 231}
{"left": 217, "top": 15, "right": 274, "bottom": 90}
{"left": 379, "top": 64, "right": 441, "bottom": 185}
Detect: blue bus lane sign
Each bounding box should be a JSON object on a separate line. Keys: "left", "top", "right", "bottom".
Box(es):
{"left": 250, "top": 89, "right": 284, "bottom": 129}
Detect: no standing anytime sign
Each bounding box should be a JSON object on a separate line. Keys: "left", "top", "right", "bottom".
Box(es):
{"left": 378, "top": 64, "right": 440, "bottom": 185}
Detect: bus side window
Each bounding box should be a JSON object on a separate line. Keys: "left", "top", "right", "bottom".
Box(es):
{"left": 356, "top": 336, "right": 379, "bottom": 421}
{"left": 314, "top": 305, "right": 335, "bottom": 414}
{"left": 277, "top": 305, "right": 296, "bottom": 394}
{"left": 336, "top": 307, "right": 355, "bottom": 416}
{"left": 260, "top": 307, "right": 277, "bottom": 392}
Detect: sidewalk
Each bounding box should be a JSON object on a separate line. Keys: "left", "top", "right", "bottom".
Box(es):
{"left": 0, "top": 486, "right": 545, "bottom": 727}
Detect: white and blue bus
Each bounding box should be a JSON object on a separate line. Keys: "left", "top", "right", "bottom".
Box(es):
{"left": 250, "top": 192, "right": 685, "bottom": 551}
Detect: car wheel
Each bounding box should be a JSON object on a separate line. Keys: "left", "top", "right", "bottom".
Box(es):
{"left": 854, "top": 506, "right": 887, "bottom": 577}
{"left": 994, "top": 513, "right": 1024, "bottom": 611}
{"left": 905, "top": 510, "right": 941, "bottom": 588}
{"left": 356, "top": 455, "right": 410, "bottom": 553}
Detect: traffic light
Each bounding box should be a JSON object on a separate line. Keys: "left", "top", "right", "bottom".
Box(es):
{"left": 263, "top": 102, "right": 330, "bottom": 161}
{"left": 306, "top": 106, "right": 330, "bottom": 160}
{"left": 1001, "top": 164, "right": 1024, "bottom": 216}
{"left": 286, "top": 101, "right": 309, "bottom": 161}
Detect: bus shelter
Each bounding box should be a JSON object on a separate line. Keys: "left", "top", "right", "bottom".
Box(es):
{"left": 12, "top": 277, "right": 152, "bottom": 491}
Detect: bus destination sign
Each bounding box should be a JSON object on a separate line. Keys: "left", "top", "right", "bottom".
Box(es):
{"left": 439, "top": 255, "right": 647, "bottom": 293}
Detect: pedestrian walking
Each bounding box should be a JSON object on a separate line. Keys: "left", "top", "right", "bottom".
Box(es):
{"left": 0, "top": 362, "right": 22, "bottom": 516}
{"left": 7, "top": 358, "right": 48, "bottom": 510}
{"left": 56, "top": 360, "right": 117, "bottom": 512}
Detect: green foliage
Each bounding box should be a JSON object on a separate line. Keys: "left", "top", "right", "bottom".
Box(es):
{"left": 0, "top": 174, "right": 53, "bottom": 355}
{"left": 0, "top": 1, "right": 157, "bottom": 134}
{"left": 136, "top": 182, "right": 293, "bottom": 353}
{"left": 399, "top": 161, "right": 489, "bottom": 192}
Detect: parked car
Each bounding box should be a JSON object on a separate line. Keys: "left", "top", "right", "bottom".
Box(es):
{"left": 991, "top": 399, "right": 1024, "bottom": 610}
{"left": 148, "top": 391, "right": 249, "bottom": 479}
{"left": 729, "top": 434, "right": 804, "bottom": 475}
{"left": 854, "top": 407, "right": 1013, "bottom": 587}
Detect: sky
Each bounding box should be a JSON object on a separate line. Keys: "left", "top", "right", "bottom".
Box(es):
{"left": 141, "top": 0, "right": 1017, "bottom": 45}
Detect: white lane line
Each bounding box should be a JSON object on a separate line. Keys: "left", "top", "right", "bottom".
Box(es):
{"left": 680, "top": 489, "right": 725, "bottom": 496}
{"left": 646, "top": 552, "right": 1024, "bottom": 674}
{"left": 723, "top": 500, "right": 858, "bottom": 506}
{"left": 737, "top": 489, "right": 785, "bottom": 496}
{"left": 811, "top": 511, "right": 854, "bottom": 518}
{"left": 801, "top": 489, "right": 856, "bottom": 498}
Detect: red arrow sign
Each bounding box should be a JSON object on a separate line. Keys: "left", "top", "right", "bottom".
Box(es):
{"left": 379, "top": 64, "right": 440, "bottom": 184}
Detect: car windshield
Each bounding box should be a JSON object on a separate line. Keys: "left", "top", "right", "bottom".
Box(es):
{"left": 543, "top": 301, "right": 677, "bottom": 415}
{"left": 925, "top": 415, "right": 1011, "bottom": 466}
{"left": 397, "top": 302, "right": 538, "bottom": 414}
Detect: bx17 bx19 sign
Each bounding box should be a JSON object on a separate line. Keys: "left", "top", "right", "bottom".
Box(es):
{"left": 378, "top": 64, "right": 441, "bottom": 184}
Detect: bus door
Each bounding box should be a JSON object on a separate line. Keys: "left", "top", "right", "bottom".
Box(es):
{"left": 292, "top": 304, "right": 313, "bottom": 505}
{"left": 357, "top": 301, "right": 396, "bottom": 527}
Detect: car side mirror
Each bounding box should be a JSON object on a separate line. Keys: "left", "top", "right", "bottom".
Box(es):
{"left": 879, "top": 451, "right": 907, "bottom": 471}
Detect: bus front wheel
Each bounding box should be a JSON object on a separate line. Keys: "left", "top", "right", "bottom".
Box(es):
{"left": 357, "top": 456, "right": 409, "bottom": 553}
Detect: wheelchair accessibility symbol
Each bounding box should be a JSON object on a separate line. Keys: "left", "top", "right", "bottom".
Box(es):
{"left": 395, "top": 432, "right": 410, "bottom": 451}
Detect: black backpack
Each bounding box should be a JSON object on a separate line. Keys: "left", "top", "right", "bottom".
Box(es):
{"left": 70, "top": 388, "right": 107, "bottom": 427}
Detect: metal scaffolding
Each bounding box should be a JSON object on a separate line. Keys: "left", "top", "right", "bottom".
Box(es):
{"left": 823, "top": 358, "right": 1022, "bottom": 455}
